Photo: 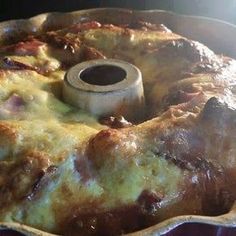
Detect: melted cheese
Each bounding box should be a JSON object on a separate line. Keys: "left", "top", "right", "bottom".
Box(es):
{"left": 84, "top": 28, "right": 180, "bottom": 52}
{"left": 98, "top": 150, "right": 183, "bottom": 207}
{"left": 0, "top": 70, "right": 104, "bottom": 162}
{"left": 0, "top": 44, "right": 61, "bottom": 73}
{"left": 0, "top": 21, "right": 233, "bottom": 236}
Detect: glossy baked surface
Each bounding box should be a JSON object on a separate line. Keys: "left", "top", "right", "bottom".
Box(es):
{"left": 0, "top": 14, "right": 236, "bottom": 236}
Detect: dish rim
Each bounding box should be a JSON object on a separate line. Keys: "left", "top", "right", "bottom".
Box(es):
{"left": 1, "top": 7, "right": 236, "bottom": 236}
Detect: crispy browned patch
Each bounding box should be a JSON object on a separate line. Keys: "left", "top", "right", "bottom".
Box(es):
{"left": 0, "top": 19, "right": 236, "bottom": 236}
{"left": 0, "top": 122, "right": 17, "bottom": 141}
{"left": 42, "top": 31, "right": 81, "bottom": 54}
{"left": 0, "top": 151, "right": 50, "bottom": 211}
{"left": 87, "top": 128, "right": 138, "bottom": 169}
{"left": 0, "top": 122, "right": 17, "bottom": 158}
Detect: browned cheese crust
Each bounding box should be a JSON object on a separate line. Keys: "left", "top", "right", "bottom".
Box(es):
{"left": 0, "top": 20, "right": 236, "bottom": 236}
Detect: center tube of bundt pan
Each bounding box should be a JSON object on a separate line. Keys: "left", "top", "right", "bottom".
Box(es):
{"left": 62, "top": 59, "right": 146, "bottom": 122}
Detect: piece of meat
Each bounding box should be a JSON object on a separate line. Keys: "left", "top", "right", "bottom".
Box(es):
{"left": 99, "top": 116, "right": 132, "bottom": 129}
{"left": 0, "top": 39, "right": 44, "bottom": 56}
{"left": 39, "top": 32, "right": 106, "bottom": 67}
{"left": 68, "top": 21, "right": 102, "bottom": 34}
{"left": 26, "top": 165, "right": 58, "bottom": 201}
{"left": 82, "top": 46, "right": 106, "bottom": 61}
{"left": 0, "top": 93, "right": 25, "bottom": 119}
{"left": 2, "top": 57, "right": 42, "bottom": 74}
{"left": 0, "top": 151, "right": 50, "bottom": 210}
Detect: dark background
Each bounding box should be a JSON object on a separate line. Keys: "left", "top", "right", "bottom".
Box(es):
{"left": 0, "top": 0, "right": 236, "bottom": 24}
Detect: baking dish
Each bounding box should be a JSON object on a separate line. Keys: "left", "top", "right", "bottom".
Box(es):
{"left": 0, "top": 8, "right": 236, "bottom": 236}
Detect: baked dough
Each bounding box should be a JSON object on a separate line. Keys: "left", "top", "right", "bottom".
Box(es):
{"left": 0, "top": 21, "right": 236, "bottom": 235}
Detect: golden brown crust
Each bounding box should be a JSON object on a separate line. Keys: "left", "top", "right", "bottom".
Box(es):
{"left": 0, "top": 122, "right": 17, "bottom": 159}
{"left": 0, "top": 151, "right": 50, "bottom": 212}
{"left": 0, "top": 20, "right": 236, "bottom": 236}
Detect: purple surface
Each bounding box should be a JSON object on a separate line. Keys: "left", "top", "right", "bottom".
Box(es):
{"left": 162, "top": 223, "right": 236, "bottom": 236}
{"left": 0, "top": 230, "right": 24, "bottom": 236}
{"left": 1, "top": 224, "right": 236, "bottom": 236}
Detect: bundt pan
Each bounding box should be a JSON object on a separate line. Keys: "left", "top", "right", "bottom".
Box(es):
{"left": 1, "top": 8, "right": 236, "bottom": 236}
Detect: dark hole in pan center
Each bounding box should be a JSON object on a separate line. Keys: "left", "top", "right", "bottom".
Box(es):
{"left": 80, "top": 65, "right": 127, "bottom": 86}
